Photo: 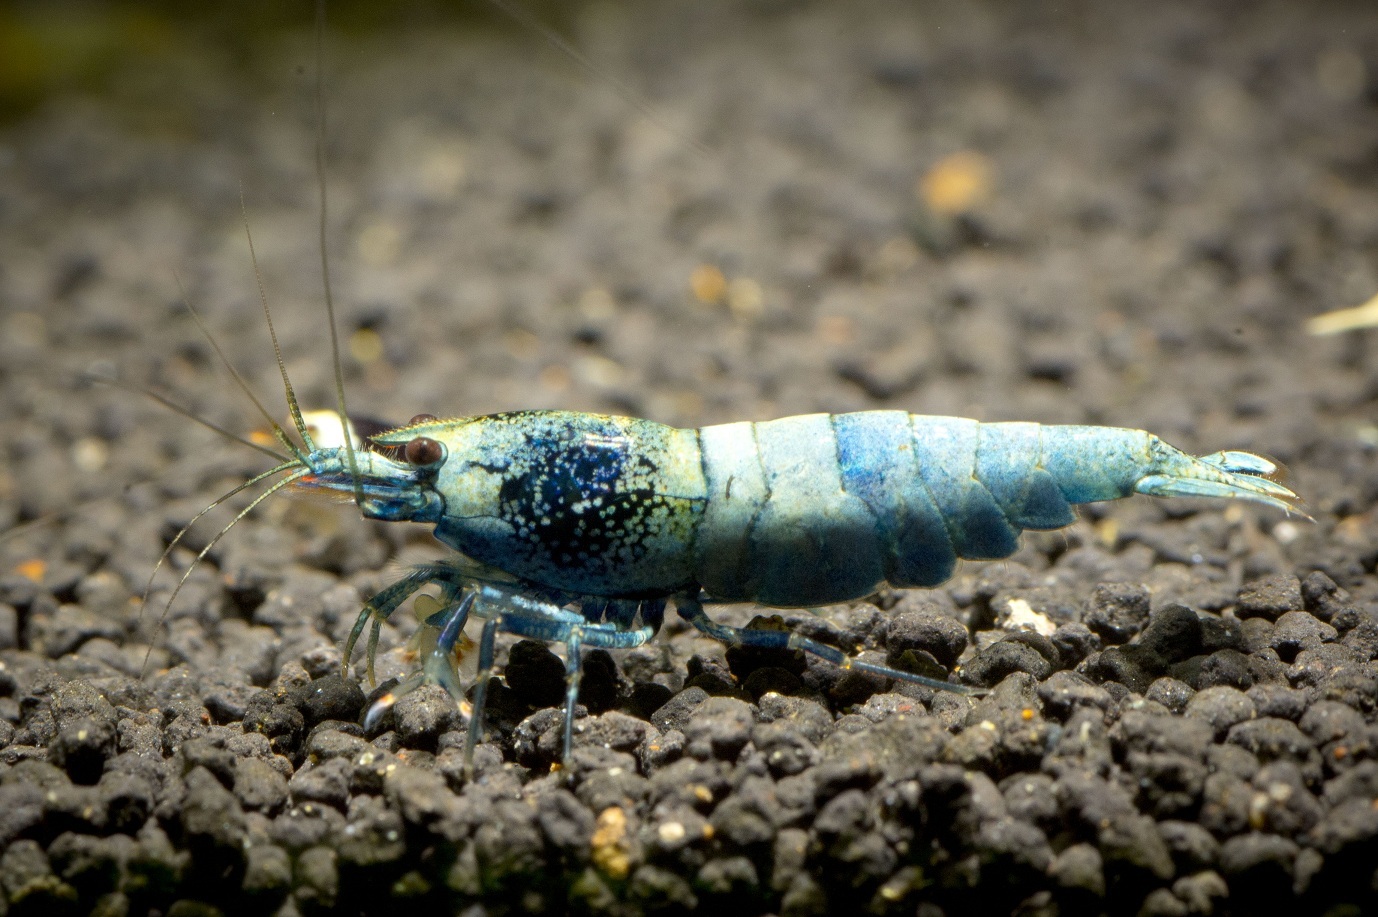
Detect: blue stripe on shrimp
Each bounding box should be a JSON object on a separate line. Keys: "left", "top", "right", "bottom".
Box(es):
{"left": 974, "top": 422, "right": 1076, "bottom": 530}
{"left": 909, "top": 416, "right": 1020, "bottom": 560}
{"left": 833, "top": 411, "right": 957, "bottom": 588}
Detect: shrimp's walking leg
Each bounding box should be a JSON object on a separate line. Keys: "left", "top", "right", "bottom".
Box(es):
{"left": 464, "top": 615, "right": 501, "bottom": 774}
{"left": 363, "top": 576, "right": 663, "bottom": 772}
{"left": 421, "top": 586, "right": 475, "bottom": 700}
{"left": 676, "top": 593, "right": 986, "bottom": 696}
{"left": 361, "top": 584, "right": 474, "bottom": 731}
{"left": 343, "top": 566, "right": 444, "bottom": 684}
{"left": 547, "top": 611, "right": 659, "bottom": 761}
{"left": 483, "top": 593, "right": 658, "bottom": 763}
{"left": 560, "top": 629, "right": 583, "bottom": 764}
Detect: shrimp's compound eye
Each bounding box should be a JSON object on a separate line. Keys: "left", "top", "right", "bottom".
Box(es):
{"left": 404, "top": 436, "right": 443, "bottom": 466}
{"left": 409, "top": 413, "right": 437, "bottom": 426}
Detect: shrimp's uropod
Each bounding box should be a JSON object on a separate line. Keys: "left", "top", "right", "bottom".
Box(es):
{"left": 279, "top": 408, "right": 1301, "bottom": 770}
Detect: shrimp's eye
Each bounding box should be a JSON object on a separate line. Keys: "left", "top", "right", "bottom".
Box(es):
{"left": 404, "top": 436, "right": 443, "bottom": 466}
{"left": 409, "top": 413, "right": 437, "bottom": 426}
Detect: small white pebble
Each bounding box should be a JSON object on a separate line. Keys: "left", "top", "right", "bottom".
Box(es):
{"left": 1001, "top": 597, "right": 1056, "bottom": 637}
{"left": 71, "top": 437, "right": 108, "bottom": 473}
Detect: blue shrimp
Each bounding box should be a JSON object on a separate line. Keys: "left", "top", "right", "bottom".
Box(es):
{"left": 156, "top": 4, "right": 1300, "bottom": 773}
{"left": 281, "top": 408, "right": 1302, "bottom": 768}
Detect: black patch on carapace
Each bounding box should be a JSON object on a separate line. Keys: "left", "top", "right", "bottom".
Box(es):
{"left": 495, "top": 418, "right": 669, "bottom": 576}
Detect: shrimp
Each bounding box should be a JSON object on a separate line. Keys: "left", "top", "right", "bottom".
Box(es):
{"left": 263, "top": 406, "right": 1299, "bottom": 769}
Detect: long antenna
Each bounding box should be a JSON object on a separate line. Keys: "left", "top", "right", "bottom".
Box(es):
{"left": 138, "top": 459, "right": 301, "bottom": 665}
{"left": 315, "top": 0, "right": 363, "bottom": 507}
{"left": 240, "top": 193, "right": 317, "bottom": 457}
{"left": 140, "top": 467, "right": 309, "bottom": 677}
{"left": 88, "top": 371, "right": 288, "bottom": 463}
{"left": 175, "top": 271, "right": 307, "bottom": 464}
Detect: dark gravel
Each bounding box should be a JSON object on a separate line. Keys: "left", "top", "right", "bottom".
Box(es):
{"left": 2, "top": 0, "right": 1378, "bottom": 914}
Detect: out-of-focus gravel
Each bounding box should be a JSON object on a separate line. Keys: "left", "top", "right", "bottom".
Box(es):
{"left": 1, "top": 1, "right": 1377, "bottom": 914}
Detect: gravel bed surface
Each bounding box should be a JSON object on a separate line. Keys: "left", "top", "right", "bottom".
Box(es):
{"left": 2, "top": 1, "right": 1377, "bottom": 914}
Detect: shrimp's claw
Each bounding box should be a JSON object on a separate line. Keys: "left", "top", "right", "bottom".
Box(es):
{"left": 362, "top": 670, "right": 474, "bottom": 732}
{"left": 1134, "top": 446, "right": 1309, "bottom": 520}
{"left": 357, "top": 586, "right": 478, "bottom": 732}
{"left": 362, "top": 672, "right": 425, "bottom": 732}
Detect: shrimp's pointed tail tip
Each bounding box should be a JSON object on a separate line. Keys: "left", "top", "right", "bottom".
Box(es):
{"left": 1137, "top": 449, "right": 1311, "bottom": 521}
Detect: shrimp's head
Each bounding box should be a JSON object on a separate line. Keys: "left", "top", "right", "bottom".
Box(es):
{"left": 294, "top": 412, "right": 451, "bottom": 524}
